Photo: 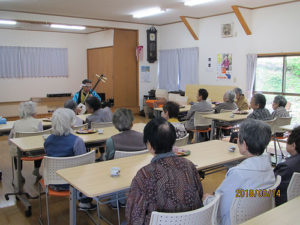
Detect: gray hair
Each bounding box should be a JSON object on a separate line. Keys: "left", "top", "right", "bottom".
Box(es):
{"left": 233, "top": 87, "right": 243, "bottom": 95}
{"left": 19, "top": 101, "right": 37, "bottom": 119}
{"left": 51, "top": 108, "right": 76, "bottom": 136}
{"left": 273, "top": 95, "right": 287, "bottom": 107}
{"left": 113, "top": 108, "right": 134, "bottom": 132}
{"left": 238, "top": 119, "right": 271, "bottom": 155}
{"left": 64, "top": 99, "right": 77, "bottom": 111}
{"left": 224, "top": 90, "right": 236, "bottom": 103}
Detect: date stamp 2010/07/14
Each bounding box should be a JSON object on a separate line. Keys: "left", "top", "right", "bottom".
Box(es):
{"left": 235, "top": 189, "right": 280, "bottom": 198}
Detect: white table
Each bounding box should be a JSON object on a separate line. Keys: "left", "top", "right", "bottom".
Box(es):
{"left": 241, "top": 196, "right": 300, "bottom": 225}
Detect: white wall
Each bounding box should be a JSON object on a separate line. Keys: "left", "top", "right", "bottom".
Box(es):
{"left": 0, "top": 29, "right": 87, "bottom": 102}
{"left": 0, "top": 11, "right": 159, "bottom": 109}
{"left": 87, "top": 29, "right": 114, "bottom": 49}
{"left": 159, "top": 1, "right": 300, "bottom": 93}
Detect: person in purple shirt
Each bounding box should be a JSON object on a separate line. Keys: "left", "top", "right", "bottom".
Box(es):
{"left": 44, "top": 108, "right": 96, "bottom": 211}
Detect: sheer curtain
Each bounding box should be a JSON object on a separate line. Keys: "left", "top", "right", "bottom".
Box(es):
{"left": 158, "top": 47, "right": 199, "bottom": 91}
{"left": 178, "top": 47, "right": 199, "bottom": 91}
{"left": 246, "top": 54, "right": 257, "bottom": 99}
{"left": 0, "top": 46, "right": 68, "bottom": 78}
{"left": 158, "top": 49, "right": 179, "bottom": 91}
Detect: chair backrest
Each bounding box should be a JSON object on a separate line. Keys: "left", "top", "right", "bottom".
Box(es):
{"left": 264, "top": 118, "right": 277, "bottom": 135}
{"left": 91, "top": 122, "right": 113, "bottom": 129}
{"left": 194, "top": 111, "right": 214, "bottom": 127}
{"left": 43, "top": 150, "right": 95, "bottom": 185}
{"left": 174, "top": 133, "right": 189, "bottom": 147}
{"left": 114, "top": 149, "right": 148, "bottom": 159}
{"left": 149, "top": 194, "right": 221, "bottom": 225}
{"left": 274, "top": 117, "right": 292, "bottom": 133}
{"left": 15, "top": 128, "right": 53, "bottom": 138}
{"left": 230, "top": 175, "right": 281, "bottom": 225}
{"left": 156, "top": 89, "right": 168, "bottom": 100}
{"left": 287, "top": 172, "right": 300, "bottom": 201}
{"left": 72, "top": 123, "right": 88, "bottom": 131}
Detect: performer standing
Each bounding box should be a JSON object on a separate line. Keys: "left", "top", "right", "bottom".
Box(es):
{"left": 73, "top": 79, "right": 101, "bottom": 104}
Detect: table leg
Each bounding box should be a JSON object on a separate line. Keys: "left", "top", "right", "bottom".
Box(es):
{"left": 70, "top": 186, "right": 77, "bottom": 225}
{"left": 16, "top": 148, "right": 22, "bottom": 192}
{"left": 210, "top": 120, "right": 216, "bottom": 140}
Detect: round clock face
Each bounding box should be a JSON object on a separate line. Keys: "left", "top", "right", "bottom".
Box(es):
{"left": 150, "top": 33, "right": 156, "bottom": 41}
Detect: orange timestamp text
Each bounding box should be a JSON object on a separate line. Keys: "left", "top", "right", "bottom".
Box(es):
{"left": 235, "top": 189, "right": 280, "bottom": 198}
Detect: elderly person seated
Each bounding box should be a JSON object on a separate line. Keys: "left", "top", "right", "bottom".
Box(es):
{"left": 161, "top": 101, "right": 187, "bottom": 139}
{"left": 248, "top": 93, "right": 271, "bottom": 121}
{"left": 233, "top": 87, "right": 249, "bottom": 111}
{"left": 44, "top": 108, "right": 96, "bottom": 211}
{"left": 125, "top": 117, "right": 203, "bottom": 225}
{"left": 64, "top": 99, "right": 83, "bottom": 127}
{"left": 230, "top": 93, "right": 272, "bottom": 143}
{"left": 105, "top": 108, "right": 146, "bottom": 160}
{"left": 214, "top": 90, "right": 238, "bottom": 113}
{"left": 272, "top": 95, "right": 289, "bottom": 119}
{"left": 8, "top": 101, "right": 43, "bottom": 181}
{"left": 204, "top": 119, "right": 275, "bottom": 225}
{"left": 185, "top": 88, "right": 212, "bottom": 131}
{"left": 274, "top": 126, "right": 300, "bottom": 206}
{"left": 85, "top": 96, "right": 112, "bottom": 128}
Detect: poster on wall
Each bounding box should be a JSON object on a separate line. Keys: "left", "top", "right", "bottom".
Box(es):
{"left": 141, "top": 66, "right": 150, "bottom": 83}
{"left": 217, "top": 53, "right": 232, "bottom": 80}
{"left": 136, "top": 46, "right": 143, "bottom": 61}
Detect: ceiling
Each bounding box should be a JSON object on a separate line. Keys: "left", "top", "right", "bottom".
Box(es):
{"left": 0, "top": 0, "right": 297, "bottom": 25}
{"left": 0, "top": 21, "right": 106, "bottom": 34}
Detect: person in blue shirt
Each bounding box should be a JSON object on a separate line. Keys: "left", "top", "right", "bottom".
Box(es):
{"left": 72, "top": 79, "right": 101, "bottom": 105}
{"left": 44, "top": 108, "right": 96, "bottom": 211}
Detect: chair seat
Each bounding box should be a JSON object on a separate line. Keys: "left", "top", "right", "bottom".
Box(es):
{"left": 193, "top": 128, "right": 211, "bottom": 133}
{"left": 218, "top": 126, "right": 233, "bottom": 130}
{"left": 21, "top": 155, "right": 45, "bottom": 161}
{"left": 40, "top": 179, "right": 69, "bottom": 197}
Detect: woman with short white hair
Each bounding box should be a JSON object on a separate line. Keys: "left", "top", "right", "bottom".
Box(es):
{"left": 44, "top": 108, "right": 86, "bottom": 157}
{"left": 44, "top": 108, "right": 96, "bottom": 211}
{"left": 215, "top": 90, "right": 238, "bottom": 113}
{"left": 8, "top": 101, "right": 43, "bottom": 181}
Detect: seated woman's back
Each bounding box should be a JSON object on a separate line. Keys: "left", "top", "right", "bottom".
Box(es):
{"left": 44, "top": 108, "right": 86, "bottom": 157}
{"left": 111, "top": 130, "right": 145, "bottom": 151}
{"left": 9, "top": 101, "right": 43, "bottom": 139}
{"left": 105, "top": 108, "right": 146, "bottom": 160}
{"left": 126, "top": 118, "right": 203, "bottom": 225}
{"left": 126, "top": 152, "right": 203, "bottom": 225}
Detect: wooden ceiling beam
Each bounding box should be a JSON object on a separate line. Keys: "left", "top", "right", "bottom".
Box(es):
{"left": 180, "top": 16, "right": 199, "bottom": 40}
{"left": 232, "top": 5, "right": 252, "bottom": 35}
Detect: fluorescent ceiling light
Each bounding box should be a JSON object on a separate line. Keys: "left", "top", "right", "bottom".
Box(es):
{"left": 50, "top": 24, "right": 86, "bottom": 30}
{"left": 0, "top": 20, "right": 17, "bottom": 25}
{"left": 184, "top": 0, "right": 215, "bottom": 6}
{"left": 132, "top": 7, "right": 165, "bottom": 18}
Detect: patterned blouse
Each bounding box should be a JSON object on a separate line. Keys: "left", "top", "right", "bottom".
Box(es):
{"left": 272, "top": 106, "right": 290, "bottom": 119}
{"left": 125, "top": 153, "right": 203, "bottom": 225}
{"left": 247, "top": 108, "right": 271, "bottom": 121}
{"left": 168, "top": 118, "right": 187, "bottom": 139}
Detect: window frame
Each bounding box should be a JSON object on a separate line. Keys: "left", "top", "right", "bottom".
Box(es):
{"left": 253, "top": 52, "right": 300, "bottom": 97}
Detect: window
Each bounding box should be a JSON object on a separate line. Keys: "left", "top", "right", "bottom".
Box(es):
{"left": 254, "top": 55, "right": 300, "bottom": 123}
